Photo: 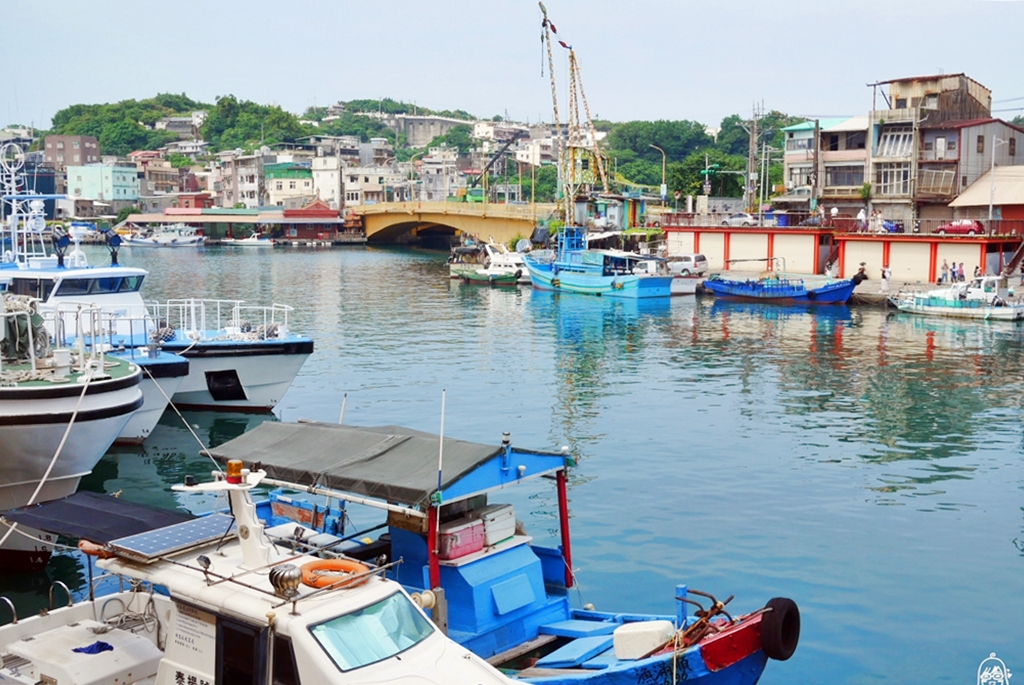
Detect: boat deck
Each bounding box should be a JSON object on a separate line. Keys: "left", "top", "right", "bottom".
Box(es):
{"left": 0, "top": 355, "right": 136, "bottom": 387}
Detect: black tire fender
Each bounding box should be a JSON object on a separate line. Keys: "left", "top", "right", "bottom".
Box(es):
{"left": 761, "top": 597, "right": 800, "bottom": 661}
{"left": 806, "top": 289, "right": 818, "bottom": 301}
{"left": 515, "top": 269, "right": 523, "bottom": 280}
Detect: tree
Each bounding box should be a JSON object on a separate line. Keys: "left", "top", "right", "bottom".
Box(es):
{"left": 603, "top": 120, "right": 713, "bottom": 164}
{"left": 116, "top": 205, "right": 140, "bottom": 224}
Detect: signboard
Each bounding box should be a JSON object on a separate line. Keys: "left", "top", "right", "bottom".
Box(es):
{"left": 660, "top": 184, "right": 667, "bottom": 199}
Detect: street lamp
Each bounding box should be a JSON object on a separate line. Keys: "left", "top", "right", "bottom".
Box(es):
{"left": 649, "top": 144, "right": 667, "bottom": 206}
{"left": 407, "top": 151, "right": 425, "bottom": 203}
{"left": 988, "top": 135, "right": 1009, "bottom": 224}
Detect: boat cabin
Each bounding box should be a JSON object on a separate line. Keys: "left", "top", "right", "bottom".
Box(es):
{"left": 208, "top": 421, "right": 577, "bottom": 660}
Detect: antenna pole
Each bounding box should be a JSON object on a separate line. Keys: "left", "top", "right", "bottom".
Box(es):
{"left": 338, "top": 392, "right": 347, "bottom": 424}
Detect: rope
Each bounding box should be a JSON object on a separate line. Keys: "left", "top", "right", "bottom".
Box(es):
{"left": 0, "top": 368, "right": 94, "bottom": 548}
{"left": 139, "top": 363, "right": 221, "bottom": 473}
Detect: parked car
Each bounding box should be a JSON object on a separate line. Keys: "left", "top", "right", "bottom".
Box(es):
{"left": 721, "top": 212, "right": 756, "bottom": 227}
{"left": 667, "top": 253, "right": 709, "bottom": 277}
{"left": 936, "top": 219, "right": 984, "bottom": 236}
{"left": 798, "top": 216, "right": 821, "bottom": 227}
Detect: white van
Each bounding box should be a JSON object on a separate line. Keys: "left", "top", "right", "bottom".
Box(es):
{"left": 667, "top": 254, "right": 708, "bottom": 277}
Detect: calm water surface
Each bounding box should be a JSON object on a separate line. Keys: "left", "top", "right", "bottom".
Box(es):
{"left": 10, "top": 245, "right": 1024, "bottom": 684}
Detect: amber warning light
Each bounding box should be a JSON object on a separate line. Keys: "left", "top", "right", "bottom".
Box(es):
{"left": 226, "top": 460, "right": 244, "bottom": 484}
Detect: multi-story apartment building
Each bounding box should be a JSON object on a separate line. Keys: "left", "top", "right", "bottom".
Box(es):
{"left": 265, "top": 163, "right": 314, "bottom": 206}
{"left": 343, "top": 165, "right": 406, "bottom": 206}
{"left": 217, "top": 151, "right": 263, "bottom": 208}
{"left": 43, "top": 135, "right": 99, "bottom": 172}
{"left": 420, "top": 146, "right": 462, "bottom": 201}
{"left": 312, "top": 156, "right": 344, "bottom": 210}
{"left": 65, "top": 164, "right": 140, "bottom": 208}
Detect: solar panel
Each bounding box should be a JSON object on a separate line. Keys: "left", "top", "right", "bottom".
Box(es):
{"left": 109, "top": 513, "right": 237, "bottom": 563}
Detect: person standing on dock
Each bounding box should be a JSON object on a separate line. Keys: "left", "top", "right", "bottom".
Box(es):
{"left": 959, "top": 262, "right": 966, "bottom": 282}
{"left": 941, "top": 260, "right": 949, "bottom": 284}
{"left": 881, "top": 264, "right": 892, "bottom": 293}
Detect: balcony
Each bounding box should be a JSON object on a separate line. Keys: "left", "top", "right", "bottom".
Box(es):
{"left": 871, "top": 108, "right": 918, "bottom": 124}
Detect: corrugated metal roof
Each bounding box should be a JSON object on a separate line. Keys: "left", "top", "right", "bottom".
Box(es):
{"left": 949, "top": 166, "right": 1024, "bottom": 207}
{"left": 782, "top": 119, "right": 847, "bottom": 132}
{"left": 823, "top": 116, "right": 869, "bottom": 133}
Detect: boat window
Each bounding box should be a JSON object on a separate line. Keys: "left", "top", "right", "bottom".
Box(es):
{"left": 217, "top": 617, "right": 266, "bottom": 685}
{"left": 92, "top": 277, "right": 121, "bottom": 294}
{"left": 9, "top": 278, "right": 55, "bottom": 300}
{"left": 309, "top": 591, "right": 434, "bottom": 672}
{"left": 55, "top": 278, "right": 92, "bottom": 297}
{"left": 273, "top": 635, "right": 300, "bottom": 685}
{"left": 118, "top": 275, "right": 145, "bottom": 292}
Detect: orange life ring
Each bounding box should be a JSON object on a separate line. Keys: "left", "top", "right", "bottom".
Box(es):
{"left": 79, "top": 539, "right": 115, "bottom": 559}
{"left": 300, "top": 559, "right": 370, "bottom": 589}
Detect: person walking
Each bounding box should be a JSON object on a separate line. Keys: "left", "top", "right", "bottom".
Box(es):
{"left": 958, "top": 262, "right": 966, "bottom": 282}
{"left": 941, "top": 259, "right": 949, "bottom": 284}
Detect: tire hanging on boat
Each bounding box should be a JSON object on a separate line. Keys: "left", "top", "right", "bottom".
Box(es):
{"left": 760, "top": 597, "right": 800, "bottom": 660}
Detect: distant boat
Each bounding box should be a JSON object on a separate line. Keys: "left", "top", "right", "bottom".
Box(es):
{"left": 449, "top": 238, "right": 530, "bottom": 283}
{"left": 703, "top": 257, "right": 856, "bottom": 304}
{"left": 123, "top": 223, "right": 204, "bottom": 248}
{"left": 222, "top": 231, "right": 273, "bottom": 247}
{"left": 889, "top": 275, "right": 1024, "bottom": 320}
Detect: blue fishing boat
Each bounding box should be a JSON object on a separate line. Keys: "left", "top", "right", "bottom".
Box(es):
{"left": 524, "top": 226, "right": 673, "bottom": 299}
{"left": 703, "top": 257, "right": 856, "bottom": 304}
{"left": 207, "top": 420, "right": 801, "bottom": 684}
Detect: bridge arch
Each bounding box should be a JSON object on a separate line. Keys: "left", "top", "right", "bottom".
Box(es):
{"left": 354, "top": 201, "right": 555, "bottom": 244}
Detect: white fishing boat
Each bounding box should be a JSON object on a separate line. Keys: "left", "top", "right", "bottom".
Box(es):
{"left": 123, "top": 223, "right": 204, "bottom": 248}
{"left": 449, "top": 238, "right": 531, "bottom": 284}
{"left": 0, "top": 463, "right": 516, "bottom": 685}
{"left": 889, "top": 275, "right": 1024, "bottom": 321}
{"left": 1, "top": 221, "right": 311, "bottom": 413}
{"left": 222, "top": 231, "right": 274, "bottom": 247}
{"left": 0, "top": 296, "right": 142, "bottom": 571}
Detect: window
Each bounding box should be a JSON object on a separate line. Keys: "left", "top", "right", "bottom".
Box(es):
{"left": 875, "top": 162, "right": 911, "bottom": 196}
{"left": 846, "top": 131, "right": 866, "bottom": 149}
{"left": 310, "top": 593, "right": 434, "bottom": 672}
{"left": 57, "top": 142, "right": 64, "bottom": 149}
{"left": 828, "top": 134, "right": 840, "bottom": 151}
{"left": 877, "top": 126, "right": 913, "bottom": 157}
{"left": 948, "top": 140, "right": 957, "bottom": 151}
{"left": 276, "top": 182, "right": 283, "bottom": 190}
{"left": 825, "top": 165, "right": 865, "bottom": 187}
{"left": 923, "top": 141, "right": 934, "bottom": 151}
{"left": 73, "top": 141, "right": 80, "bottom": 149}
{"left": 895, "top": 98, "right": 907, "bottom": 109}
{"left": 978, "top": 135, "right": 985, "bottom": 153}
{"left": 74, "top": 155, "right": 80, "bottom": 162}
{"left": 1010, "top": 138, "right": 1017, "bottom": 156}
{"left": 289, "top": 181, "right": 296, "bottom": 189}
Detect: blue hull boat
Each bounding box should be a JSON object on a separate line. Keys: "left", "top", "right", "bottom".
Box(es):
{"left": 208, "top": 421, "right": 801, "bottom": 685}
{"left": 524, "top": 227, "right": 672, "bottom": 299}
{"left": 704, "top": 275, "right": 856, "bottom": 304}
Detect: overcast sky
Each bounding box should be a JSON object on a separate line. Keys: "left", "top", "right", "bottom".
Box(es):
{"left": 3, "top": 0, "right": 1022, "bottom": 131}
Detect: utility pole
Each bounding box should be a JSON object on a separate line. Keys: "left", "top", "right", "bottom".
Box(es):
{"left": 746, "top": 103, "right": 760, "bottom": 213}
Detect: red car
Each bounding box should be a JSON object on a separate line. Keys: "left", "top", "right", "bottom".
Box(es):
{"left": 936, "top": 219, "right": 984, "bottom": 236}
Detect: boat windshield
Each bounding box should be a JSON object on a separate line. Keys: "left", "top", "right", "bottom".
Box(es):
{"left": 309, "top": 591, "right": 434, "bottom": 672}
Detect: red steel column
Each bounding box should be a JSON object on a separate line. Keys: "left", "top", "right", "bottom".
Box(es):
{"left": 557, "top": 468, "right": 574, "bottom": 588}
{"left": 428, "top": 505, "right": 441, "bottom": 589}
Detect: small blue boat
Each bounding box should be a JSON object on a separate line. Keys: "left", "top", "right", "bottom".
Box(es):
{"left": 209, "top": 421, "right": 801, "bottom": 685}
{"left": 524, "top": 226, "right": 673, "bottom": 299}
{"left": 704, "top": 274, "right": 856, "bottom": 304}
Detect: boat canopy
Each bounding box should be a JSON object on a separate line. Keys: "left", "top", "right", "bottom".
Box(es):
{"left": 0, "top": 491, "right": 191, "bottom": 542}
{"left": 206, "top": 421, "right": 569, "bottom": 508}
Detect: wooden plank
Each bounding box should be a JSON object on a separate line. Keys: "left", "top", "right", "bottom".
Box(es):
{"left": 486, "top": 633, "right": 558, "bottom": 666}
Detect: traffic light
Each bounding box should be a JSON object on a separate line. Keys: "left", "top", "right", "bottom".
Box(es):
{"left": 700, "top": 164, "right": 720, "bottom": 176}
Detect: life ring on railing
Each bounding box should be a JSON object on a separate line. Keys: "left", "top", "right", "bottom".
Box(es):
{"left": 300, "top": 559, "right": 370, "bottom": 589}
{"left": 78, "top": 540, "right": 115, "bottom": 559}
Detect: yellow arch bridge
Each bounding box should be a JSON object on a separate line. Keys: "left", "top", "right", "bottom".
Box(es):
{"left": 352, "top": 201, "right": 558, "bottom": 244}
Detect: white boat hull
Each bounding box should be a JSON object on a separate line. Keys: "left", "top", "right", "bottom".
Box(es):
{"left": 892, "top": 300, "right": 1024, "bottom": 320}
{"left": 116, "top": 374, "right": 187, "bottom": 443}
{"left": 671, "top": 276, "right": 700, "bottom": 296}
{"left": 168, "top": 348, "right": 311, "bottom": 410}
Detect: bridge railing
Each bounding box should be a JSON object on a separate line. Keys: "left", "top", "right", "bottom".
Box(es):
{"left": 353, "top": 201, "right": 559, "bottom": 221}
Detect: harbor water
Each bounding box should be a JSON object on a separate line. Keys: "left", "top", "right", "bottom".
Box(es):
{"left": 8, "top": 245, "right": 1023, "bottom": 684}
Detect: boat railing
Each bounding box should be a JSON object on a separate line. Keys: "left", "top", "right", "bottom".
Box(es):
{"left": 49, "top": 301, "right": 156, "bottom": 352}
{"left": 49, "top": 581, "right": 72, "bottom": 611}
{"left": 0, "top": 596, "right": 17, "bottom": 625}
{"left": 153, "top": 298, "right": 293, "bottom": 339}
{"left": 0, "top": 306, "right": 39, "bottom": 375}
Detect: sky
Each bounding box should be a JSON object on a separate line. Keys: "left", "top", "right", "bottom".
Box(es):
{"left": 3, "top": 0, "right": 1023, "bottom": 131}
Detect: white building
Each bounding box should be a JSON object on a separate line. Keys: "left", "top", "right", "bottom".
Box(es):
{"left": 312, "top": 156, "right": 344, "bottom": 210}
{"left": 217, "top": 150, "right": 263, "bottom": 208}
{"left": 420, "top": 146, "right": 461, "bottom": 201}
{"left": 343, "top": 165, "right": 406, "bottom": 206}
